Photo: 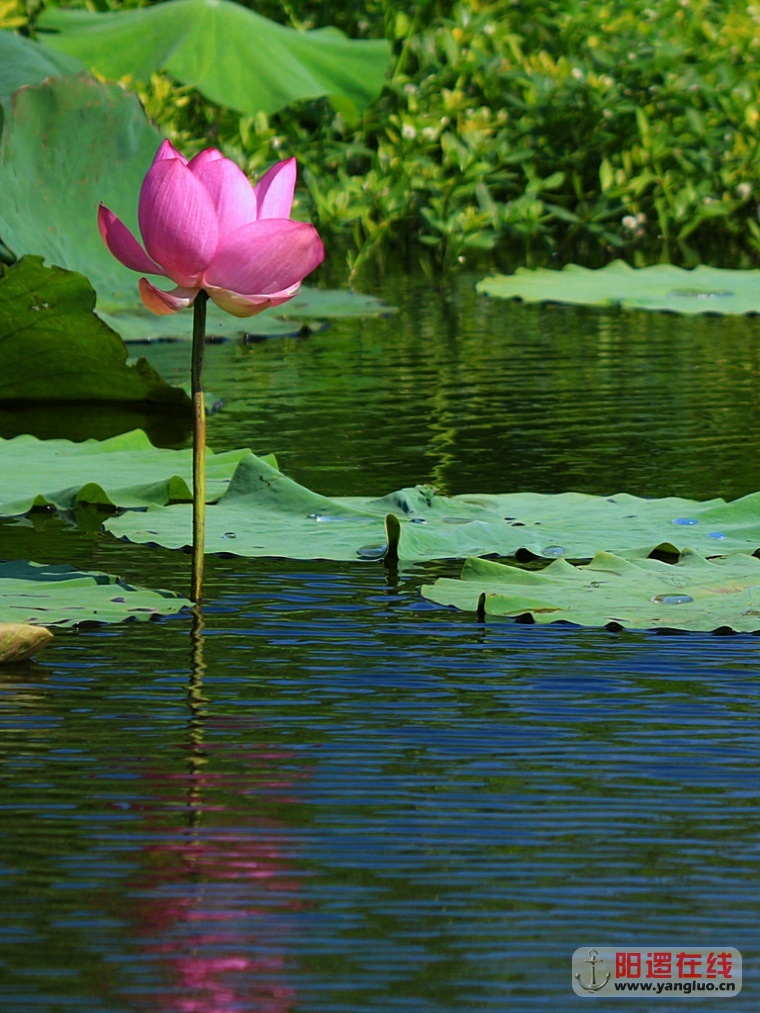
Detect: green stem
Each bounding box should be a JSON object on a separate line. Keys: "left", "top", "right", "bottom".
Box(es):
{"left": 190, "top": 291, "right": 208, "bottom": 603}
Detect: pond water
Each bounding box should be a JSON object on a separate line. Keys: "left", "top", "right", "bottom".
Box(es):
{"left": 1, "top": 269, "right": 759, "bottom": 1011}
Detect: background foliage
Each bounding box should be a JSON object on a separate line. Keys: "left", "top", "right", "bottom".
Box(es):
{"left": 7, "top": 0, "right": 760, "bottom": 275}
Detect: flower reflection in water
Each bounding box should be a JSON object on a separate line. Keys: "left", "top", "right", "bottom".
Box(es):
{"left": 128, "top": 620, "right": 309, "bottom": 1012}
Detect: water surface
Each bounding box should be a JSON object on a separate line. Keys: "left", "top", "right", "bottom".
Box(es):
{"left": 0, "top": 271, "right": 758, "bottom": 1011}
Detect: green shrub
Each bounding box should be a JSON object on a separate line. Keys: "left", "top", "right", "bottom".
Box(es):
{"left": 9, "top": 0, "right": 760, "bottom": 272}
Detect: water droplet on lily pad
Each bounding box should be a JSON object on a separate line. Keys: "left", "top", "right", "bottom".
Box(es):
{"left": 410, "top": 517, "right": 428, "bottom": 524}
{"left": 222, "top": 531, "right": 236, "bottom": 539}
{"left": 672, "top": 518, "right": 698, "bottom": 526}
{"left": 542, "top": 545, "right": 566, "bottom": 557}
{"left": 651, "top": 594, "right": 694, "bottom": 605}
{"left": 441, "top": 517, "right": 475, "bottom": 525}
{"left": 707, "top": 532, "right": 727, "bottom": 540}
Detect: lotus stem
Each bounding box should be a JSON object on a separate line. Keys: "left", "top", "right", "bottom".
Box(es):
{"left": 190, "top": 290, "right": 208, "bottom": 603}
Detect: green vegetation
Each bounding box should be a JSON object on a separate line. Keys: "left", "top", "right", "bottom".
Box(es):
{"left": 422, "top": 549, "right": 760, "bottom": 634}
{"left": 7, "top": 0, "right": 760, "bottom": 275}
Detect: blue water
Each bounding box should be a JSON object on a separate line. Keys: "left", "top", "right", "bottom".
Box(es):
{"left": 0, "top": 272, "right": 758, "bottom": 1011}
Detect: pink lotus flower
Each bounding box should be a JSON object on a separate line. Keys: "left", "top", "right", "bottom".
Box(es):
{"left": 98, "top": 140, "right": 324, "bottom": 317}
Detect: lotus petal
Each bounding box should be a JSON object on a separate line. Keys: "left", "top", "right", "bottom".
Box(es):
{"left": 138, "top": 157, "right": 219, "bottom": 287}
{"left": 252, "top": 157, "right": 297, "bottom": 220}
{"left": 151, "top": 138, "right": 188, "bottom": 167}
{"left": 98, "top": 205, "right": 164, "bottom": 275}
{"left": 206, "top": 284, "right": 299, "bottom": 317}
{"left": 204, "top": 219, "right": 324, "bottom": 296}
{"left": 189, "top": 149, "right": 259, "bottom": 236}
{"left": 138, "top": 278, "right": 199, "bottom": 315}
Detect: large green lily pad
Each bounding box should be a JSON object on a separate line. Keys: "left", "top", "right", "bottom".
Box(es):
{"left": 106, "top": 453, "right": 387, "bottom": 559}
{"left": 38, "top": 0, "right": 391, "bottom": 117}
{"left": 0, "top": 30, "right": 84, "bottom": 98}
{"left": 477, "top": 261, "right": 760, "bottom": 314}
{"left": 0, "top": 559, "right": 190, "bottom": 627}
{"left": 0, "top": 73, "right": 162, "bottom": 308}
{"left": 6, "top": 432, "right": 760, "bottom": 564}
{"left": 0, "top": 257, "right": 190, "bottom": 408}
{"left": 421, "top": 550, "right": 760, "bottom": 633}
{"left": 0, "top": 429, "right": 250, "bottom": 516}
{"left": 105, "top": 455, "right": 760, "bottom": 562}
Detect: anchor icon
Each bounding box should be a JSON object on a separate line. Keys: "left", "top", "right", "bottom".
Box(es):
{"left": 575, "top": 949, "right": 611, "bottom": 992}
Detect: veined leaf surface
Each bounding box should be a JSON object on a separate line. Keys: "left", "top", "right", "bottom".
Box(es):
{"left": 0, "top": 258, "right": 190, "bottom": 408}
{"left": 38, "top": 0, "right": 391, "bottom": 116}
{"left": 422, "top": 550, "right": 760, "bottom": 633}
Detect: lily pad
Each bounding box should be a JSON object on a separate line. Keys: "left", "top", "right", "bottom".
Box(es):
{"left": 38, "top": 0, "right": 391, "bottom": 117}
{"left": 0, "top": 74, "right": 162, "bottom": 310}
{"left": 100, "top": 286, "right": 394, "bottom": 344}
{"left": 0, "top": 30, "right": 85, "bottom": 98}
{"left": 477, "top": 261, "right": 760, "bottom": 315}
{"left": 0, "top": 560, "right": 190, "bottom": 627}
{"left": 0, "top": 429, "right": 250, "bottom": 517}
{"left": 0, "top": 257, "right": 190, "bottom": 408}
{"left": 107, "top": 453, "right": 386, "bottom": 560}
{"left": 7, "top": 432, "right": 760, "bottom": 564}
{"left": 421, "top": 550, "right": 760, "bottom": 633}
{"left": 105, "top": 456, "right": 760, "bottom": 562}
{"left": 278, "top": 287, "right": 395, "bottom": 320}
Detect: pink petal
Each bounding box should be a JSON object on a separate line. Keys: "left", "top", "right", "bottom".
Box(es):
{"left": 206, "top": 289, "right": 277, "bottom": 318}
{"left": 203, "top": 219, "right": 324, "bottom": 296}
{"left": 252, "top": 158, "right": 297, "bottom": 220}
{"left": 151, "top": 139, "right": 188, "bottom": 168}
{"left": 138, "top": 157, "right": 220, "bottom": 288}
{"left": 188, "top": 148, "right": 224, "bottom": 169}
{"left": 189, "top": 150, "right": 258, "bottom": 236}
{"left": 98, "top": 204, "right": 165, "bottom": 275}
{"left": 206, "top": 285, "right": 300, "bottom": 318}
{"left": 138, "top": 278, "right": 199, "bottom": 315}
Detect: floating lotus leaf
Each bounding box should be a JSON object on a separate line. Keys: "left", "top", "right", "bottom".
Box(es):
{"left": 100, "top": 286, "right": 394, "bottom": 344}
{"left": 105, "top": 454, "right": 760, "bottom": 562}
{"left": 0, "top": 258, "right": 190, "bottom": 408}
{"left": 107, "top": 453, "right": 386, "bottom": 560}
{"left": 38, "top": 0, "right": 391, "bottom": 117}
{"left": 0, "top": 429, "right": 251, "bottom": 516}
{"left": 6, "top": 432, "right": 760, "bottom": 564}
{"left": 0, "top": 560, "right": 190, "bottom": 627}
{"left": 421, "top": 550, "right": 760, "bottom": 633}
{"left": 477, "top": 261, "right": 760, "bottom": 315}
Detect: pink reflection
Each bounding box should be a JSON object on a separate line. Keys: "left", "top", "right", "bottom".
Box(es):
{"left": 128, "top": 729, "right": 310, "bottom": 1013}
